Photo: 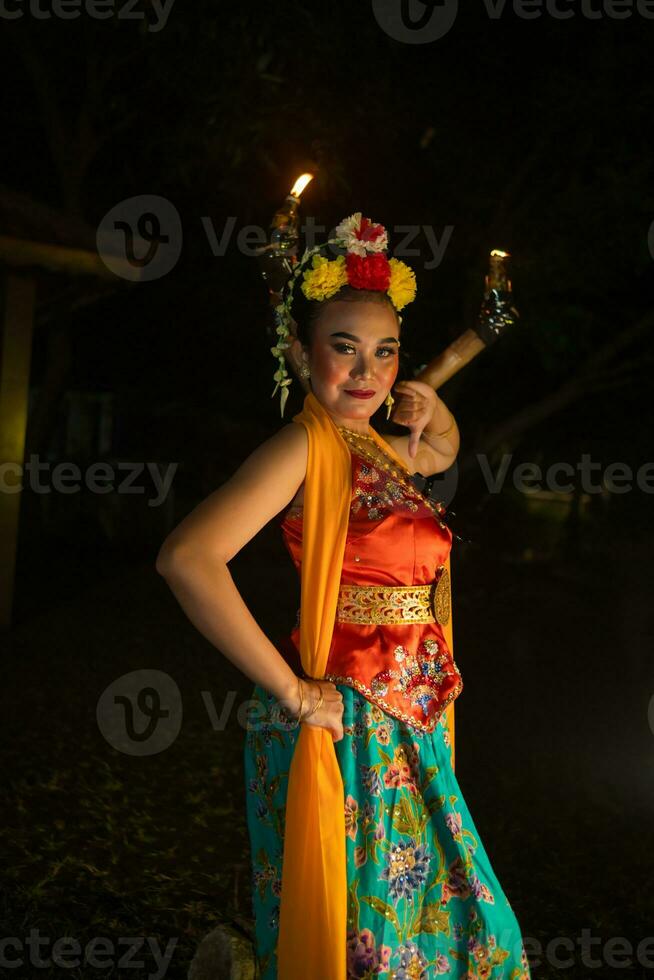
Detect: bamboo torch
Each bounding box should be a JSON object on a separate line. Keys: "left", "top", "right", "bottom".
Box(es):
{"left": 256, "top": 173, "right": 314, "bottom": 304}
{"left": 415, "top": 249, "right": 519, "bottom": 389}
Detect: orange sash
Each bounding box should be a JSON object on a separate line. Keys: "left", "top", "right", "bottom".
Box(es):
{"left": 277, "top": 390, "right": 455, "bottom": 978}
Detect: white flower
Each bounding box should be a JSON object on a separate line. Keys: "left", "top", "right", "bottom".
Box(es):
{"left": 334, "top": 212, "right": 388, "bottom": 256}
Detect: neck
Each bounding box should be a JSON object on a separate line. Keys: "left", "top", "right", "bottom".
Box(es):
{"left": 329, "top": 416, "right": 372, "bottom": 435}
{"left": 322, "top": 407, "right": 372, "bottom": 435}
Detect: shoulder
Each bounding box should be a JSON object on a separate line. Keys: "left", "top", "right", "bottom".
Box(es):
{"left": 262, "top": 420, "right": 308, "bottom": 461}
{"left": 241, "top": 421, "right": 308, "bottom": 482}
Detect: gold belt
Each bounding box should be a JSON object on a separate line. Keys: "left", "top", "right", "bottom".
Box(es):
{"left": 335, "top": 565, "right": 450, "bottom": 626}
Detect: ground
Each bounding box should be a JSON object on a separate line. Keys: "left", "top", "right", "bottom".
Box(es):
{"left": 1, "top": 498, "right": 652, "bottom": 980}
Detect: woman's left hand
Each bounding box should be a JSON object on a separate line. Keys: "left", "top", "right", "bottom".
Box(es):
{"left": 390, "top": 380, "right": 440, "bottom": 459}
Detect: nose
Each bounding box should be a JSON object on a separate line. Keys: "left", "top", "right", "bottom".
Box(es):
{"left": 351, "top": 351, "right": 375, "bottom": 380}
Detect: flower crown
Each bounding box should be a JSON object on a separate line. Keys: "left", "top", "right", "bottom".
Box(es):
{"left": 270, "top": 212, "right": 417, "bottom": 417}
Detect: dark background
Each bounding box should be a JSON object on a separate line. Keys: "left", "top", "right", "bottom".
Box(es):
{"left": 1, "top": 2, "right": 653, "bottom": 977}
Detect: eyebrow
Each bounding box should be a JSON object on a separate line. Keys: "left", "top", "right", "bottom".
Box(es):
{"left": 329, "top": 331, "right": 399, "bottom": 344}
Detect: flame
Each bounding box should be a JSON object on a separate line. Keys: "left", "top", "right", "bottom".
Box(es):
{"left": 490, "top": 249, "right": 509, "bottom": 258}
{"left": 290, "top": 173, "right": 314, "bottom": 198}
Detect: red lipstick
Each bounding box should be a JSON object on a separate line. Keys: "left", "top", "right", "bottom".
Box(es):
{"left": 345, "top": 389, "right": 375, "bottom": 399}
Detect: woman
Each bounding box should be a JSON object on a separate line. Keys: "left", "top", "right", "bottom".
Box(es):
{"left": 157, "top": 213, "right": 531, "bottom": 979}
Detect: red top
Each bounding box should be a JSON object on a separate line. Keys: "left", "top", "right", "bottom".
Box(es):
{"left": 276, "top": 441, "right": 464, "bottom": 733}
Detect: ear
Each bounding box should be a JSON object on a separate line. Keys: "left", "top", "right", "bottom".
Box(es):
{"left": 286, "top": 334, "right": 308, "bottom": 374}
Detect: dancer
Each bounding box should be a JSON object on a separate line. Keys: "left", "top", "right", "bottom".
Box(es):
{"left": 157, "top": 213, "right": 531, "bottom": 979}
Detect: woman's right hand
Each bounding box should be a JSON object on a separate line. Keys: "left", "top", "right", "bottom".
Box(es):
{"left": 284, "top": 678, "right": 344, "bottom": 742}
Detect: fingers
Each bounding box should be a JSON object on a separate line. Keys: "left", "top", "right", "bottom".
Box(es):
{"left": 408, "top": 429, "right": 422, "bottom": 459}
{"left": 392, "top": 389, "right": 427, "bottom": 425}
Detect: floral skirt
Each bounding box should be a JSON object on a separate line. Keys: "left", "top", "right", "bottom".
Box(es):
{"left": 244, "top": 684, "right": 532, "bottom": 979}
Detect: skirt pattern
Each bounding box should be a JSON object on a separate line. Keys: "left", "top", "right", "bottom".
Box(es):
{"left": 244, "top": 684, "right": 531, "bottom": 979}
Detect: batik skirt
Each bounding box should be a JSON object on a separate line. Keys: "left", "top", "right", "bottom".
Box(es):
{"left": 244, "top": 684, "right": 532, "bottom": 979}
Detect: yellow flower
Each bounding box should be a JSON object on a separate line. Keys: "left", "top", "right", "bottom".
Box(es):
{"left": 301, "top": 254, "right": 348, "bottom": 301}
{"left": 387, "top": 258, "right": 417, "bottom": 311}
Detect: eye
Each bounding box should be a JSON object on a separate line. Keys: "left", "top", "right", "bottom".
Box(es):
{"left": 332, "top": 344, "right": 397, "bottom": 357}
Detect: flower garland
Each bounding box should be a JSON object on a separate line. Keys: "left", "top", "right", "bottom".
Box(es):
{"left": 270, "top": 212, "right": 417, "bottom": 417}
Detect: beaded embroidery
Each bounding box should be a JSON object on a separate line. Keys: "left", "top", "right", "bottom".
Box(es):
{"left": 282, "top": 436, "right": 448, "bottom": 528}
{"left": 367, "top": 639, "right": 461, "bottom": 718}
{"left": 325, "top": 638, "right": 463, "bottom": 733}
{"left": 352, "top": 460, "right": 420, "bottom": 521}
{"left": 336, "top": 425, "right": 448, "bottom": 528}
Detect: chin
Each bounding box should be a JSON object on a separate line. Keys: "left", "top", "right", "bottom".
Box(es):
{"left": 341, "top": 400, "right": 379, "bottom": 417}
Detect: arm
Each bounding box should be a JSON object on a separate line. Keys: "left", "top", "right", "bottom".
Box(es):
{"left": 155, "top": 422, "right": 344, "bottom": 739}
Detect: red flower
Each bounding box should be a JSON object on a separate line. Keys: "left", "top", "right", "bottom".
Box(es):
{"left": 356, "top": 216, "right": 387, "bottom": 245}
{"left": 346, "top": 252, "right": 391, "bottom": 291}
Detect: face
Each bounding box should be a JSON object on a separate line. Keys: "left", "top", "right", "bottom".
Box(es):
{"left": 294, "top": 300, "right": 400, "bottom": 432}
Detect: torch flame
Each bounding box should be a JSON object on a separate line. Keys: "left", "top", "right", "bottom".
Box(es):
{"left": 290, "top": 173, "right": 314, "bottom": 199}
{"left": 490, "top": 249, "right": 509, "bottom": 258}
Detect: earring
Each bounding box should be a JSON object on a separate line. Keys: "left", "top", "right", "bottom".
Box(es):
{"left": 384, "top": 390, "right": 395, "bottom": 420}
{"left": 299, "top": 360, "right": 311, "bottom": 379}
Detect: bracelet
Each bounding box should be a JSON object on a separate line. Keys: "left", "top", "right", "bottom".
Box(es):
{"left": 291, "top": 677, "right": 325, "bottom": 728}
{"left": 302, "top": 683, "right": 324, "bottom": 720}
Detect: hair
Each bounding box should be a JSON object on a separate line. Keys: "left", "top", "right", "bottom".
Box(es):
{"left": 290, "top": 284, "right": 401, "bottom": 350}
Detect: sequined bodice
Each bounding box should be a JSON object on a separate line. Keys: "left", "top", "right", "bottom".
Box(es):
{"left": 278, "top": 437, "right": 453, "bottom": 589}
{"left": 275, "top": 432, "right": 463, "bottom": 732}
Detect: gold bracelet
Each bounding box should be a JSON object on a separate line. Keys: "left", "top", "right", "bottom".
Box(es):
{"left": 302, "top": 683, "right": 324, "bottom": 720}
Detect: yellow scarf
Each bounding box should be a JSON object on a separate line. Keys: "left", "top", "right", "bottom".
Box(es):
{"left": 277, "top": 390, "right": 455, "bottom": 978}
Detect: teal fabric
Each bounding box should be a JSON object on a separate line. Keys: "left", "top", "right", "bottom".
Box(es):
{"left": 245, "top": 684, "right": 531, "bottom": 979}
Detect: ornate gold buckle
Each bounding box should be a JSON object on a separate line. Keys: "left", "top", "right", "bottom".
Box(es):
{"left": 431, "top": 564, "right": 450, "bottom": 627}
